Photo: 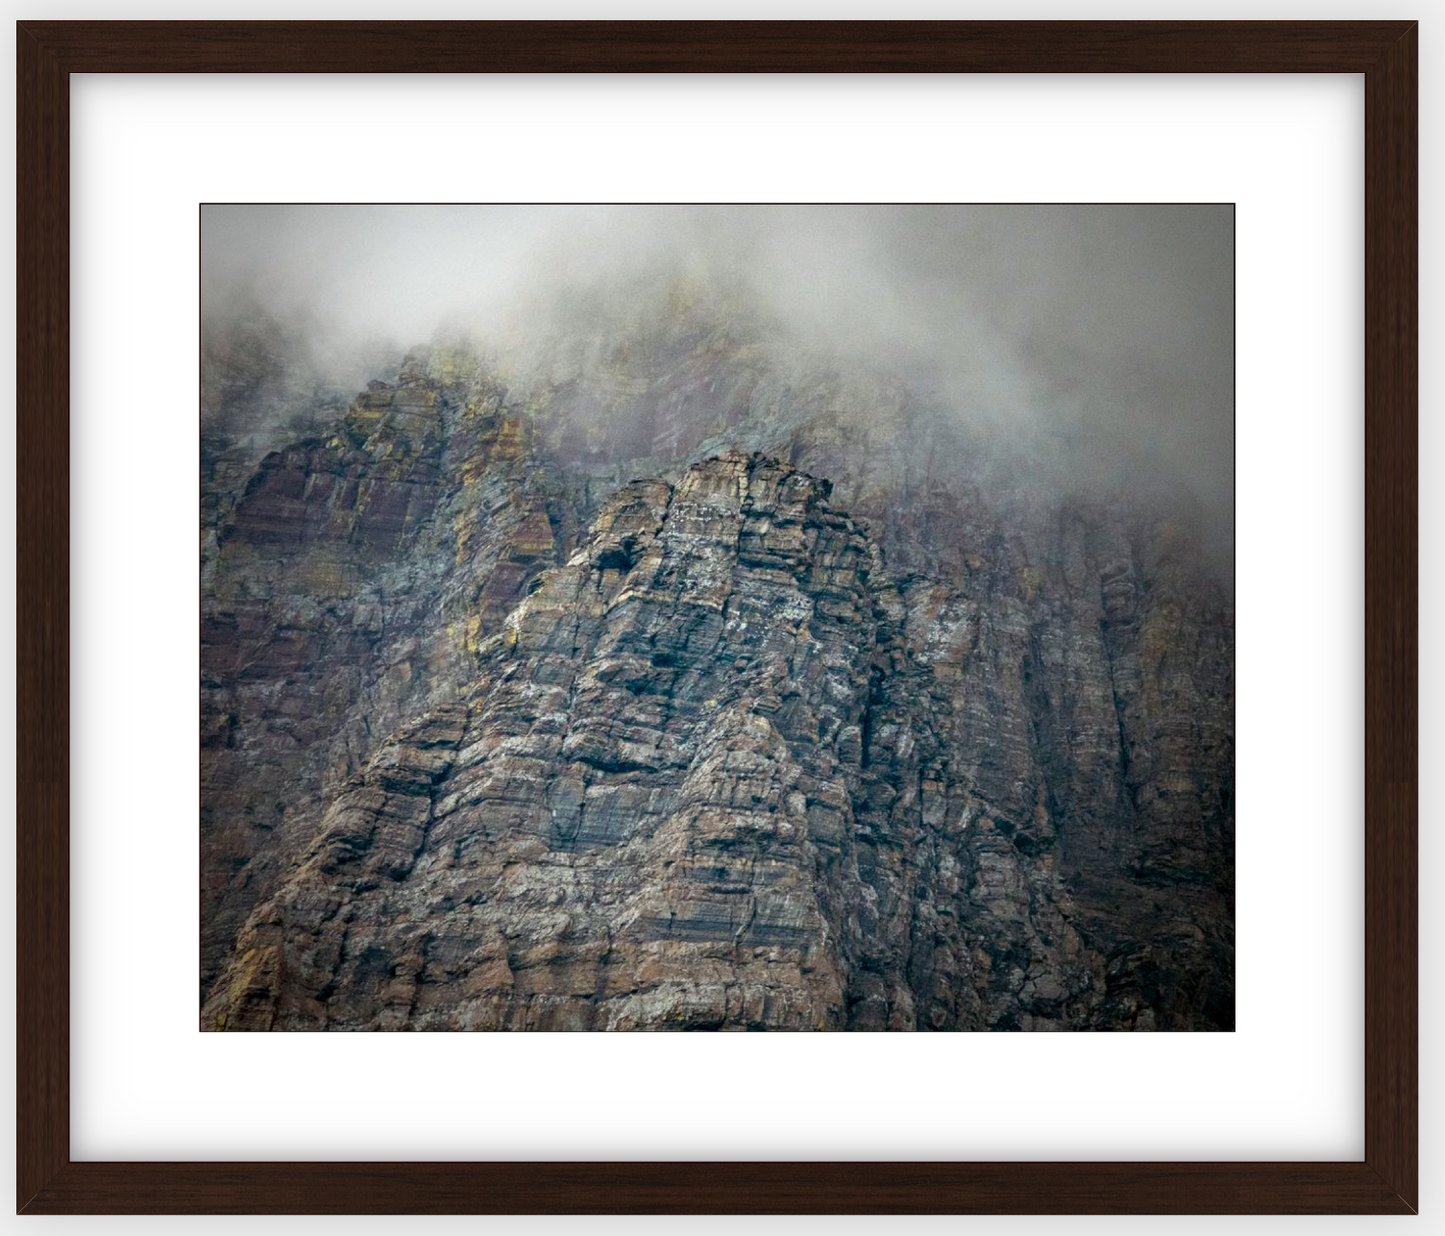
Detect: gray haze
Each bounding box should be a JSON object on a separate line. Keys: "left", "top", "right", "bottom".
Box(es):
{"left": 202, "top": 204, "right": 1233, "bottom": 545}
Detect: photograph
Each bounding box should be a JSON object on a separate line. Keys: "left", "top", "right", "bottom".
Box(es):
{"left": 199, "top": 203, "right": 1235, "bottom": 1033}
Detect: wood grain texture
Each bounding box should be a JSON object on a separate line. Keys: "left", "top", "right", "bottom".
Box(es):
{"left": 13, "top": 18, "right": 1417, "bottom": 1216}
{"left": 15, "top": 19, "right": 71, "bottom": 1218}
{"left": 23, "top": 1161, "right": 1418, "bottom": 1215}
{"left": 16, "top": 20, "right": 1417, "bottom": 74}
{"left": 1363, "top": 21, "right": 1419, "bottom": 1216}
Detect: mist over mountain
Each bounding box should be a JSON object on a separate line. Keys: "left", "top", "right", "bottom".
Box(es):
{"left": 201, "top": 206, "right": 1234, "bottom": 1031}
{"left": 203, "top": 204, "right": 1233, "bottom": 556}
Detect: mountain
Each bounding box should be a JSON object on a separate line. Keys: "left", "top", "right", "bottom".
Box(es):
{"left": 200, "top": 281, "right": 1233, "bottom": 1030}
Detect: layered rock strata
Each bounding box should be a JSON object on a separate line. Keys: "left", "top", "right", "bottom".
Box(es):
{"left": 202, "top": 387, "right": 1232, "bottom": 1030}
{"left": 202, "top": 287, "right": 1233, "bottom": 1031}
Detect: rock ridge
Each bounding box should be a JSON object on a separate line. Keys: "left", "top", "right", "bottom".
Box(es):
{"left": 203, "top": 441, "right": 1232, "bottom": 1031}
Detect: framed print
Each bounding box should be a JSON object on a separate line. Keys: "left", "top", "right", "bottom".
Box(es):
{"left": 15, "top": 20, "right": 1417, "bottom": 1214}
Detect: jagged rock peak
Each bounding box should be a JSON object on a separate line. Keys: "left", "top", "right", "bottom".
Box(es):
{"left": 203, "top": 434, "right": 1231, "bottom": 1032}
{"left": 201, "top": 303, "right": 1233, "bottom": 1033}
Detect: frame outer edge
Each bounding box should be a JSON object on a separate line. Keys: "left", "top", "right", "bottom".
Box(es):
{"left": 15, "top": 17, "right": 1419, "bottom": 1216}
{"left": 22, "top": 1161, "right": 1420, "bottom": 1215}
{"left": 11, "top": 19, "right": 1419, "bottom": 74}
{"left": 1363, "top": 20, "right": 1419, "bottom": 1216}
{"left": 15, "top": 20, "right": 72, "bottom": 1217}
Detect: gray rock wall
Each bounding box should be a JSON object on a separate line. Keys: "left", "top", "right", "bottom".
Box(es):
{"left": 200, "top": 312, "right": 1233, "bottom": 1031}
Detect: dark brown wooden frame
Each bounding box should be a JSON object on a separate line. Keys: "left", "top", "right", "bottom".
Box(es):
{"left": 16, "top": 20, "right": 1417, "bottom": 1215}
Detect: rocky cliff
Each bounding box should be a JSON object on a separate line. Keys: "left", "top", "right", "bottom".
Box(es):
{"left": 200, "top": 289, "right": 1233, "bottom": 1031}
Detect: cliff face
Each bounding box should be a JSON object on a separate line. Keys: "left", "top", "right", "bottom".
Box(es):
{"left": 200, "top": 297, "right": 1233, "bottom": 1031}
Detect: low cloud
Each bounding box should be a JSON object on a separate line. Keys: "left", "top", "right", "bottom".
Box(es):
{"left": 203, "top": 203, "right": 1233, "bottom": 553}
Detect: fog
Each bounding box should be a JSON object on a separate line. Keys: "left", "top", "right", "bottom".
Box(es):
{"left": 202, "top": 204, "right": 1233, "bottom": 546}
